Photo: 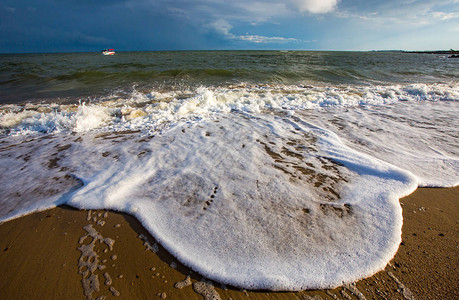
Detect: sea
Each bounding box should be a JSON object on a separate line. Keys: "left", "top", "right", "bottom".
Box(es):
{"left": 0, "top": 51, "right": 458, "bottom": 290}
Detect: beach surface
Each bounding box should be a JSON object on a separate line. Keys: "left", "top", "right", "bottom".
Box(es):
{"left": 0, "top": 187, "right": 457, "bottom": 300}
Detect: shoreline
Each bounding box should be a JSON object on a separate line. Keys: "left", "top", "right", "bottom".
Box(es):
{"left": 0, "top": 187, "right": 457, "bottom": 299}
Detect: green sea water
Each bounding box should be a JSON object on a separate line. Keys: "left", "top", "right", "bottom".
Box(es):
{"left": 1, "top": 51, "right": 457, "bottom": 104}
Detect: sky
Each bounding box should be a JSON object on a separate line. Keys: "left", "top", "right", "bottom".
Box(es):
{"left": 0, "top": 0, "right": 458, "bottom": 53}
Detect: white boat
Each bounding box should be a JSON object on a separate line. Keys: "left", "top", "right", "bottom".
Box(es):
{"left": 102, "top": 49, "right": 115, "bottom": 55}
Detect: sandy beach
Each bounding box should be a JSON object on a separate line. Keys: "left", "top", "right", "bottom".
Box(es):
{"left": 0, "top": 186, "right": 457, "bottom": 299}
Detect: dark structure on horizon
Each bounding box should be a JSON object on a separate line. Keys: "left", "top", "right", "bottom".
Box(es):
{"left": 405, "top": 49, "right": 458, "bottom": 55}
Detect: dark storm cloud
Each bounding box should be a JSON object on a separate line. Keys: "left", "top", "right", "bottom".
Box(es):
{"left": 0, "top": 0, "right": 211, "bottom": 52}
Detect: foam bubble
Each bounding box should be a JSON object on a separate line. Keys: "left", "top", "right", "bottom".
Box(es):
{"left": 60, "top": 114, "right": 418, "bottom": 290}
{"left": 74, "top": 104, "right": 113, "bottom": 132}
{"left": 175, "top": 275, "right": 192, "bottom": 289}
{"left": 1, "top": 83, "right": 457, "bottom": 135}
{"left": 0, "top": 110, "right": 39, "bottom": 128}
{"left": 0, "top": 83, "right": 457, "bottom": 291}
{"left": 299, "top": 100, "right": 459, "bottom": 187}
{"left": 193, "top": 280, "right": 221, "bottom": 300}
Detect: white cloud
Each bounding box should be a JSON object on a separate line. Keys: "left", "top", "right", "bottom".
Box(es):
{"left": 235, "top": 1, "right": 288, "bottom": 22}
{"left": 237, "top": 34, "right": 298, "bottom": 43}
{"left": 156, "top": 0, "right": 337, "bottom": 25}
{"left": 208, "top": 18, "right": 298, "bottom": 44}
{"left": 208, "top": 19, "right": 233, "bottom": 35}
{"left": 431, "top": 11, "right": 459, "bottom": 20}
{"left": 196, "top": 0, "right": 337, "bottom": 43}
{"left": 289, "top": 0, "right": 338, "bottom": 14}
{"left": 335, "top": 0, "right": 459, "bottom": 25}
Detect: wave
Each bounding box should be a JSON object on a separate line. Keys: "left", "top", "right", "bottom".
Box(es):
{"left": 1, "top": 51, "right": 458, "bottom": 292}
{"left": 0, "top": 81, "right": 457, "bottom": 291}
{"left": 2, "top": 51, "right": 457, "bottom": 104}
{"left": 1, "top": 82, "right": 457, "bottom": 134}
{"left": 1, "top": 82, "right": 457, "bottom": 187}
{"left": 2, "top": 66, "right": 444, "bottom": 89}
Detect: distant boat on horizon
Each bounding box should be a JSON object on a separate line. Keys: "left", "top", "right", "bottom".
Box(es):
{"left": 102, "top": 49, "right": 115, "bottom": 55}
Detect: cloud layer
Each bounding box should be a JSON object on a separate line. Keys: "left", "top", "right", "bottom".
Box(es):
{"left": 0, "top": 0, "right": 458, "bottom": 52}
{"left": 290, "top": 0, "right": 338, "bottom": 14}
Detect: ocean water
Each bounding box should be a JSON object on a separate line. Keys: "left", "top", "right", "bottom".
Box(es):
{"left": 0, "top": 51, "right": 458, "bottom": 290}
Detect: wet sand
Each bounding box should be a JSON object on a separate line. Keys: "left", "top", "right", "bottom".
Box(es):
{"left": 0, "top": 187, "right": 457, "bottom": 299}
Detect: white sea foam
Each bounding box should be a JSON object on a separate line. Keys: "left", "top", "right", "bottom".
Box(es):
{"left": 74, "top": 104, "right": 113, "bottom": 132}
{"left": 0, "top": 113, "right": 418, "bottom": 290}
{"left": 1, "top": 83, "right": 457, "bottom": 135}
{"left": 299, "top": 101, "right": 459, "bottom": 187}
{"left": 0, "top": 83, "right": 457, "bottom": 290}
